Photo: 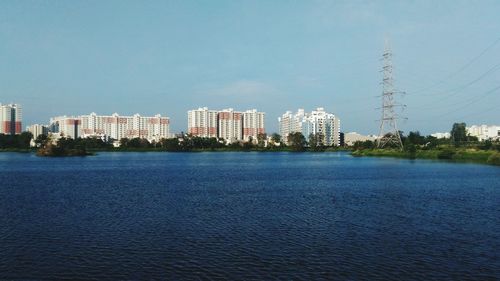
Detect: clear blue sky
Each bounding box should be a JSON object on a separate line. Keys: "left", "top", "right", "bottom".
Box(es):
{"left": 1, "top": 0, "right": 499, "bottom": 135}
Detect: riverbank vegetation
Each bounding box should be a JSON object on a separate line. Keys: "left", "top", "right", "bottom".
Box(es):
{"left": 36, "top": 136, "right": 93, "bottom": 157}
{"left": 351, "top": 123, "right": 500, "bottom": 166}
{"left": 116, "top": 132, "right": 340, "bottom": 152}
{"left": 0, "top": 132, "right": 33, "bottom": 151}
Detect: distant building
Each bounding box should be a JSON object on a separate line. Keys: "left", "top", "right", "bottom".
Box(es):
{"left": 467, "top": 125, "right": 500, "bottom": 141}
{"left": 0, "top": 103, "right": 22, "bottom": 135}
{"left": 278, "top": 108, "right": 341, "bottom": 146}
{"left": 218, "top": 108, "right": 242, "bottom": 143}
{"left": 242, "top": 109, "right": 265, "bottom": 142}
{"left": 49, "top": 112, "right": 170, "bottom": 141}
{"left": 187, "top": 107, "right": 218, "bottom": 138}
{"left": 344, "top": 132, "right": 377, "bottom": 146}
{"left": 187, "top": 107, "right": 265, "bottom": 143}
{"left": 27, "top": 124, "right": 49, "bottom": 138}
{"left": 430, "top": 132, "right": 451, "bottom": 139}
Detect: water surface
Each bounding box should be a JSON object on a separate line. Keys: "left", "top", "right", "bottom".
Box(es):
{"left": 0, "top": 152, "right": 499, "bottom": 279}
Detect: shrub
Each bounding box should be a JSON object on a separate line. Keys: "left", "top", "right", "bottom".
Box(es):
{"left": 487, "top": 153, "right": 500, "bottom": 166}
{"left": 437, "top": 148, "right": 456, "bottom": 159}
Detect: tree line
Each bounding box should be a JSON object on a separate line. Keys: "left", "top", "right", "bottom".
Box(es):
{"left": 352, "top": 122, "right": 500, "bottom": 156}
{"left": 0, "top": 132, "right": 33, "bottom": 149}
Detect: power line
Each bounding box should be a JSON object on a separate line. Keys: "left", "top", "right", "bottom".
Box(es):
{"left": 435, "top": 84, "right": 500, "bottom": 117}
{"left": 410, "top": 61, "right": 500, "bottom": 109}
{"left": 410, "top": 83, "right": 500, "bottom": 122}
{"left": 408, "top": 36, "right": 500, "bottom": 94}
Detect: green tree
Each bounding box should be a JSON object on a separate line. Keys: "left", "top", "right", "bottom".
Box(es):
{"left": 34, "top": 134, "right": 49, "bottom": 147}
{"left": 407, "top": 131, "right": 425, "bottom": 145}
{"left": 309, "top": 133, "right": 325, "bottom": 152}
{"left": 17, "top": 132, "right": 33, "bottom": 149}
{"left": 271, "top": 133, "right": 281, "bottom": 145}
{"left": 288, "top": 132, "right": 307, "bottom": 152}
{"left": 120, "top": 138, "right": 129, "bottom": 147}
{"left": 451, "top": 122, "right": 467, "bottom": 146}
{"left": 257, "top": 133, "right": 267, "bottom": 148}
{"left": 159, "top": 138, "right": 181, "bottom": 151}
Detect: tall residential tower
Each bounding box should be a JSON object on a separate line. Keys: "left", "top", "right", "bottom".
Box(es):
{"left": 0, "top": 103, "right": 22, "bottom": 135}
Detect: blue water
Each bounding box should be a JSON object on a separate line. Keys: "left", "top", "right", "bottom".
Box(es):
{"left": 0, "top": 152, "right": 499, "bottom": 280}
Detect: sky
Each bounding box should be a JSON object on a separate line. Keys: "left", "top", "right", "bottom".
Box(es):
{"left": 1, "top": 0, "right": 499, "bottom": 135}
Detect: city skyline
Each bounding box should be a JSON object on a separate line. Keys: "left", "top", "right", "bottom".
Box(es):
{"left": 1, "top": 1, "right": 499, "bottom": 135}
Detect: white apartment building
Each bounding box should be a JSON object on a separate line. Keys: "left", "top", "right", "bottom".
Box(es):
{"left": 187, "top": 107, "right": 218, "bottom": 138}
{"left": 26, "top": 124, "right": 49, "bottom": 138}
{"left": 49, "top": 112, "right": 170, "bottom": 141}
{"left": 49, "top": 116, "right": 81, "bottom": 139}
{"left": 242, "top": 109, "right": 265, "bottom": 142}
{"left": 278, "top": 107, "right": 341, "bottom": 146}
{"left": 187, "top": 107, "right": 265, "bottom": 143}
{"left": 218, "top": 108, "right": 242, "bottom": 143}
{"left": 467, "top": 125, "right": 500, "bottom": 141}
{"left": 0, "top": 103, "right": 22, "bottom": 135}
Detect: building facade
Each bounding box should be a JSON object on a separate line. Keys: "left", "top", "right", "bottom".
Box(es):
{"left": 0, "top": 103, "right": 22, "bottom": 135}
{"left": 49, "top": 112, "right": 170, "bottom": 141}
{"left": 187, "top": 107, "right": 265, "bottom": 143}
{"left": 218, "top": 108, "right": 242, "bottom": 143}
{"left": 187, "top": 107, "right": 218, "bottom": 138}
{"left": 344, "top": 132, "right": 377, "bottom": 146}
{"left": 430, "top": 132, "right": 451, "bottom": 139}
{"left": 467, "top": 125, "right": 500, "bottom": 141}
{"left": 26, "top": 124, "right": 49, "bottom": 138}
{"left": 242, "top": 109, "right": 265, "bottom": 142}
{"left": 278, "top": 108, "right": 341, "bottom": 146}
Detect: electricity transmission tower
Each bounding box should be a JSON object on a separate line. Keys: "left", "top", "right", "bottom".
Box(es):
{"left": 377, "top": 40, "right": 405, "bottom": 150}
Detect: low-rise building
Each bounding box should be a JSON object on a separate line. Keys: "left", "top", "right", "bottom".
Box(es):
{"left": 430, "top": 132, "right": 451, "bottom": 139}
{"left": 467, "top": 125, "right": 500, "bottom": 141}
{"left": 344, "top": 132, "right": 377, "bottom": 146}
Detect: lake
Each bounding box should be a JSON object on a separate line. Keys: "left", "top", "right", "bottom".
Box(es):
{"left": 0, "top": 152, "right": 499, "bottom": 280}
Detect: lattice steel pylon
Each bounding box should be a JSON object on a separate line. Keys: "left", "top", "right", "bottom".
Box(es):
{"left": 377, "top": 40, "right": 405, "bottom": 150}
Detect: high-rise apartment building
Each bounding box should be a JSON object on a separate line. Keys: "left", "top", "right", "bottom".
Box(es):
{"left": 218, "top": 108, "right": 242, "bottom": 143}
{"left": 187, "top": 107, "right": 265, "bottom": 143}
{"left": 0, "top": 103, "right": 22, "bottom": 135}
{"left": 278, "top": 107, "right": 340, "bottom": 146}
{"left": 49, "top": 112, "right": 170, "bottom": 141}
{"left": 187, "top": 107, "right": 218, "bottom": 138}
{"left": 242, "top": 109, "right": 265, "bottom": 142}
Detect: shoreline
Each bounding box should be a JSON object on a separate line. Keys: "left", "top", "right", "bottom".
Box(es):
{"left": 2, "top": 148, "right": 499, "bottom": 166}
{"left": 351, "top": 148, "right": 500, "bottom": 166}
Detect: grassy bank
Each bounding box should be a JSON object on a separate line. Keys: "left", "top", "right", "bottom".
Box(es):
{"left": 351, "top": 148, "right": 500, "bottom": 166}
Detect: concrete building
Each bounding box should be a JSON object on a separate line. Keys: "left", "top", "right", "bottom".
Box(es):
{"left": 187, "top": 107, "right": 265, "bottom": 143}
{"left": 430, "top": 132, "right": 451, "bottom": 139}
{"left": 278, "top": 108, "right": 341, "bottom": 146}
{"left": 344, "top": 132, "right": 377, "bottom": 146}
{"left": 26, "top": 124, "right": 49, "bottom": 138}
{"left": 0, "top": 103, "right": 22, "bottom": 135}
{"left": 218, "top": 108, "right": 242, "bottom": 143}
{"left": 49, "top": 112, "right": 170, "bottom": 141}
{"left": 467, "top": 125, "right": 500, "bottom": 141}
{"left": 187, "top": 107, "right": 218, "bottom": 138}
{"left": 242, "top": 109, "right": 265, "bottom": 142}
